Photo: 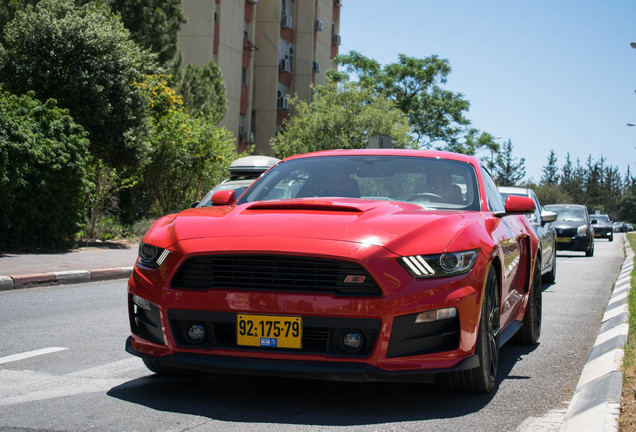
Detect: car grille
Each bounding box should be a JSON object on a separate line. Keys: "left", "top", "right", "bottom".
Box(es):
{"left": 555, "top": 227, "right": 578, "bottom": 237}
{"left": 171, "top": 255, "right": 382, "bottom": 296}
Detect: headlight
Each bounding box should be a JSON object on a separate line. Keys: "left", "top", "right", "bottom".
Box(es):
{"left": 399, "top": 250, "right": 478, "bottom": 278}
{"left": 137, "top": 241, "right": 170, "bottom": 269}
{"left": 577, "top": 225, "right": 588, "bottom": 236}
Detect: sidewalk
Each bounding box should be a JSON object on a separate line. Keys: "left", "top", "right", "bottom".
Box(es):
{"left": 0, "top": 243, "right": 138, "bottom": 290}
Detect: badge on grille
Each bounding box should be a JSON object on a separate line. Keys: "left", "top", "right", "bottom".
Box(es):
{"left": 344, "top": 275, "right": 367, "bottom": 283}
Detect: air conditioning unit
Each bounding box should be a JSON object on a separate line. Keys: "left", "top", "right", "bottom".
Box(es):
{"left": 281, "top": 14, "right": 293, "bottom": 29}
{"left": 312, "top": 62, "right": 321, "bottom": 72}
{"left": 314, "top": 19, "right": 323, "bottom": 31}
{"left": 334, "top": 0, "right": 342, "bottom": 6}
{"left": 242, "top": 131, "right": 255, "bottom": 143}
{"left": 279, "top": 58, "right": 291, "bottom": 73}
{"left": 332, "top": 34, "right": 341, "bottom": 45}
{"left": 277, "top": 96, "right": 289, "bottom": 110}
{"left": 247, "top": 0, "right": 257, "bottom": 4}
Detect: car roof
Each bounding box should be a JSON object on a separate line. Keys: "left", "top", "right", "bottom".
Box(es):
{"left": 544, "top": 203, "right": 587, "bottom": 209}
{"left": 282, "top": 148, "right": 481, "bottom": 165}
{"left": 498, "top": 186, "right": 532, "bottom": 196}
{"left": 228, "top": 155, "right": 280, "bottom": 176}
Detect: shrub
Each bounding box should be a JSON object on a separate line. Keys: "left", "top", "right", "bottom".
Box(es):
{"left": 0, "top": 90, "right": 90, "bottom": 250}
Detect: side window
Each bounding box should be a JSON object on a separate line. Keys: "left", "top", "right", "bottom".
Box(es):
{"left": 480, "top": 167, "right": 505, "bottom": 212}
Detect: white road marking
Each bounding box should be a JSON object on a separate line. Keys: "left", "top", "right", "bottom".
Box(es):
{"left": 0, "top": 347, "right": 68, "bottom": 365}
{"left": 0, "top": 357, "right": 145, "bottom": 407}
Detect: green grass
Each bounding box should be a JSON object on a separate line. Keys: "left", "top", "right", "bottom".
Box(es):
{"left": 624, "top": 233, "right": 636, "bottom": 370}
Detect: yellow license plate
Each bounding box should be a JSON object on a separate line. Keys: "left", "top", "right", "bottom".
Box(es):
{"left": 237, "top": 314, "right": 302, "bottom": 349}
{"left": 556, "top": 237, "right": 571, "bottom": 243}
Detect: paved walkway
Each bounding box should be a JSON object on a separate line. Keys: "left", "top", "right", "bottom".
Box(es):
{"left": 0, "top": 244, "right": 138, "bottom": 290}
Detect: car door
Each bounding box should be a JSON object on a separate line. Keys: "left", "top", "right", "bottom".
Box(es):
{"left": 529, "top": 191, "right": 553, "bottom": 274}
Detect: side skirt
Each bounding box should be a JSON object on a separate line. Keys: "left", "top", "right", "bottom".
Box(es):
{"left": 499, "top": 320, "right": 523, "bottom": 347}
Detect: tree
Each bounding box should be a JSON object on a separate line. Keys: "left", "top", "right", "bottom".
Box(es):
{"left": 540, "top": 150, "right": 559, "bottom": 185}
{"left": 0, "top": 89, "right": 90, "bottom": 249}
{"left": 494, "top": 139, "right": 526, "bottom": 186}
{"left": 271, "top": 81, "right": 416, "bottom": 159}
{"left": 334, "top": 51, "right": 472, "bottom": 149}
{"left": 171, "top": 59, "right": 227, "bottom": 125}
{"left": 106, "top": 0, "right": 186, "bottom": 68}
{"left": 0, "top": 0, "right": 159, "bottom": 170}
{"left": 0, "top": 0, "right": 37, "bottom": 34}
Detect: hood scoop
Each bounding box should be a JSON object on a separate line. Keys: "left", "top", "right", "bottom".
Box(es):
{"left": 246, "top": 199, "right": 384, "bottom": 213}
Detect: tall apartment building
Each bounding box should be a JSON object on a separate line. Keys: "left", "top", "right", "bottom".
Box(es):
{"left": 177, "top": 0, "right": 342, "bottom": 155}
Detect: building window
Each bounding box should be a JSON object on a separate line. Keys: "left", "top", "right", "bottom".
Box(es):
{"left": 281, "top": 0, "right": 293, "bottom": 28}
{"left": 279, "top": 40, "right": 294, "bottom": 72}
{"left": 241, "top": 68, "right": 247, "bottom": 86}
{"left": 243, "top": 21, "right": 249, "bottom": 40}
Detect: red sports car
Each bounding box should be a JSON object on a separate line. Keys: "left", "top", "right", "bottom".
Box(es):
{"left": 126, "top": 149, "right": 541, "bottom": 393}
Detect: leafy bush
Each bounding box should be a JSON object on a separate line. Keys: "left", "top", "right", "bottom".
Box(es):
{"left": 134, "top": 75, "right": 236, "bottom": 217}
{"left": 0, "top": 90, "right": 90, "bottom": 250}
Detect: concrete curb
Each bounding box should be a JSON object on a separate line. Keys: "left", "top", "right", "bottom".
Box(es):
{"left": 560, "top": 238, "right": 633, "bottom": 432}
{"left": 0, "top": 266, "right": 134, "bottom": 291}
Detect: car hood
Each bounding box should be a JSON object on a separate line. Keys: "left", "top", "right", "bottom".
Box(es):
{"left": 146, "top": 199, "right": 486, "bottom": 256}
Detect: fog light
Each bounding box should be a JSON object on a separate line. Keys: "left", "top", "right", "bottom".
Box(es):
{"left": 342, "top": 331, "right": 363, "bottom": 352}
{"left": 186, "top": 323, "right": 207, "bottom": 343}
{"left": 415, "top": 307, "right": 457, "bottom": 323}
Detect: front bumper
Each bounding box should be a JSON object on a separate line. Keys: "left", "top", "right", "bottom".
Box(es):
{"left": 126, "top": 336, "right": 479, "bottom": 382}
{"left": 555, "top": 234, "right": 591, "bottom": 251}
{"left": 593, "top": 228, "right": 613, "bottom": 238}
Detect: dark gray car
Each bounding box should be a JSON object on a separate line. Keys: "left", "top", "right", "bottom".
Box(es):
{"left": 544, "top": 204, "right": 594, "bottom": 257}
{"left": 590, "top": 212, "right": 613, "bottom": 241}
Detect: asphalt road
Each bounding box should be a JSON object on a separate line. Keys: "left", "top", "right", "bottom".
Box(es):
{"left": 0, "top": 235, "right": 625, "bottom": 432}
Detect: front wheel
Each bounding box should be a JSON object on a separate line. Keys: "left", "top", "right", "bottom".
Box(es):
{"left": 585, "top": 240, "right": 594, "bottom": 257}
{"left": 542, "top": 252, "right": 556, "bottom": 284}
{"left": 442, "top": 266, "right": 500, "bottom": 393}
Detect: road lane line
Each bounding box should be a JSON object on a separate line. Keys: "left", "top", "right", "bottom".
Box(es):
{"left": 0, "top": 347, "right": 68, "bottom": 365}
{"left": 0, "top": 358, "right": 145, "bottom": 407}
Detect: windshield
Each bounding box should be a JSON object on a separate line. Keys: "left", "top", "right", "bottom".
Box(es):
{"left": 593, "top": 215, "right": 610, "bottom": 223}
{"left": 237, "top": 155, "right": 480, "bottom": 210}
{"left": 550, "top": 207, "right": 586, "bottom": 222}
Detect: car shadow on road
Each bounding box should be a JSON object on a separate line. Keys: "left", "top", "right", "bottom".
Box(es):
{"left": 107, "top": 344, "right": 538, "bottom": 426}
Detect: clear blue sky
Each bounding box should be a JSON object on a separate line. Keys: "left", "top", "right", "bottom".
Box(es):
{"left": 338, "top": 0, "right": 636, "bottom": 183}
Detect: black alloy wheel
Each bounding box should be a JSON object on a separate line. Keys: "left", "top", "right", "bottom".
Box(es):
{"left": 442, "top": 265, "right": 500, "bottom": 393}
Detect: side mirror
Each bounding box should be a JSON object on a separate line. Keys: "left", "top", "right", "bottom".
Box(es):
{"left": 211, "top": 189, "right": 237, "bottom": 206}
{"left": 502, "top": 195, "right": 536, "bottom": 215}
{"left": 541, "top": 210, "right": 557, "bottom": 224}
{"left": 190, "top": 201, "right": 200, "bottom": 208}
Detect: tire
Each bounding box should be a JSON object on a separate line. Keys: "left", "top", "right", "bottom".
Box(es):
{"left": 585, "top": 239, "right": 594, "bottom": 257}
{"left": 442, "top": 266, "right": 500, "bottom": 393}
{"left": 609, "top": 234, "right": 614, "bottom": 242}
{"left": 542, "top": 251, "right": 556, "bottom": 284}
{"left": 512, "top": 256, "right": 542, "bottom": 345}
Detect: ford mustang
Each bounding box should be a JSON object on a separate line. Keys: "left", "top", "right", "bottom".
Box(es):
{"left": 126, "top": 149, "right": 541, "bottom": 393}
